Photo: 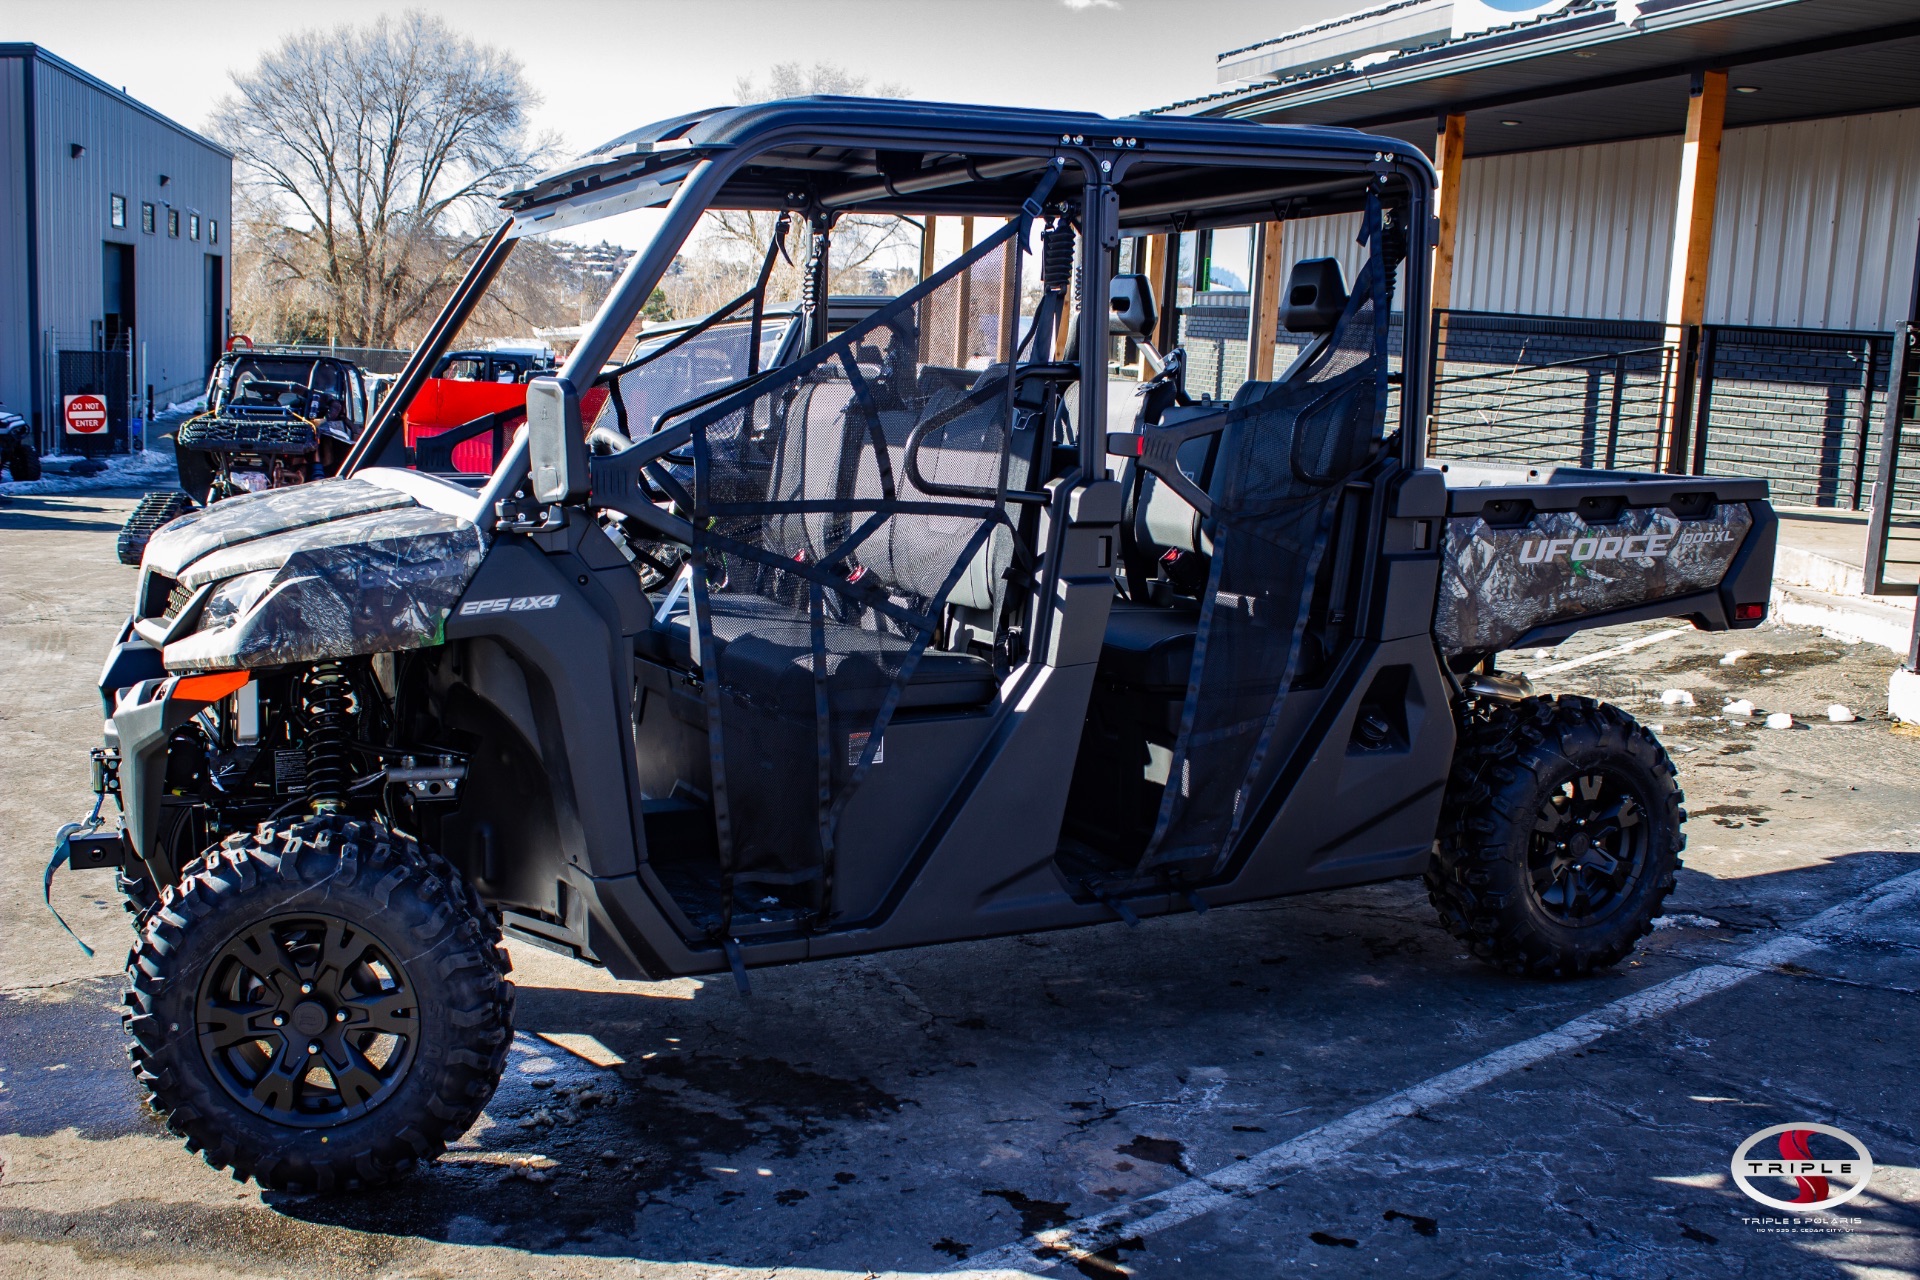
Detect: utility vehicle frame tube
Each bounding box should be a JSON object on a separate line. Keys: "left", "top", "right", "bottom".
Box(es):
{"left": 341, "top": 221, "right": 519, "bottom": 477}
{"left": 477, "top": 160, "right": 722, "bottom": 524}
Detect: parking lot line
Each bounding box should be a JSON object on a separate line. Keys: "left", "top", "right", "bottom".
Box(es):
{"left": 1523, "top": 626, "right": 1689, "bottom": 679}
{"left": 962, "top": 864, "right": 1920, "bottom": 1275}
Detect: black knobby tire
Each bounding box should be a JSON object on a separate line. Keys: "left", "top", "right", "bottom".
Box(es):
{"left": 7, "top": 444, "right": 41, "bottom": 481}
{"left": 124, "top": 814, "right": 514, "bottom": 1192}
{"left": 1426, "top": 695, "right": 1684, "bottom": 979}
{"left": 117, "top": 490, "right": 197, "bottom": 565}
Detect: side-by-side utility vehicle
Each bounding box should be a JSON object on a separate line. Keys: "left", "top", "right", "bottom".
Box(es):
{"left": 60, "top": 99, "right": 1776, "bottom": 1192}
{"left": 115, "top": 346, "right": 374, "bottom": 564}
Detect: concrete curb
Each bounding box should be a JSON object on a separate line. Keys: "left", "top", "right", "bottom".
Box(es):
{"left": 1769, "top": 583, "right": 1912, "bottom": 654}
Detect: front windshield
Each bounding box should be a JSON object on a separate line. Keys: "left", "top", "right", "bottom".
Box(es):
{"left": 375, "top": 197, "right": 927, "bottom": 484}
{"left": 219, "top": 358, "right": 345, "bottom": 410}
{"left": 596, "top": 316, "right": 798, "bottom": 441}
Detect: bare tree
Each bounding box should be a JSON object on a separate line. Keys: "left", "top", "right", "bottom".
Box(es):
{"left": 667, "top": 62, "right": 916, "bottom": 317}
{"left": 733, "top": 60, "right": 909, "bottom": 103}
{"left": 211, "top": 12, "right": 553, "bottom": 348}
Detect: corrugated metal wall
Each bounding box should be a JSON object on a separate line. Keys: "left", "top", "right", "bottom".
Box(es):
{"left": 1454, "top": 135, "right": 1680, "bottom": 321}
{"left": 0, "top": 58, "right": 31, "bottom": 417}
{"left": 24, "top": 53, "right": 232, "bottom": 432}
{"left": 1713, "top": 110, "right": 1920, "bottom": 331}
{"left": 1433, "top": 107, "right": 1920, "bottom": 330}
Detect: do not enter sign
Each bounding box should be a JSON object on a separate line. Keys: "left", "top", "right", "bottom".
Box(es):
{"left": 64, "top": 394, "right": 108, "bottom": 436}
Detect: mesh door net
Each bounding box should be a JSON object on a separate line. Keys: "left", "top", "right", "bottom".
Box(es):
{"left": 1142, "top": 200, "right": 1392, "bottom": 872}
{"left": 680, "top": 222, "right": 1029, "bottom": 916}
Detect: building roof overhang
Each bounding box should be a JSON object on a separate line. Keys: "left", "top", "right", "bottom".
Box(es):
{"left": 1175, "top": 0, "right": 1920, "bottom": 157}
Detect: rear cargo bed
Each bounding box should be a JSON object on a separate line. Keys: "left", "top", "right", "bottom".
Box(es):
{"left": 1431, "top": 460, "right": 1776, "bottom": 654}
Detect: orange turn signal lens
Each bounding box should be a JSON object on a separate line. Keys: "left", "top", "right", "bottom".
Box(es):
{"left": 170, "top": 671, "right": 251, "bottom": 703}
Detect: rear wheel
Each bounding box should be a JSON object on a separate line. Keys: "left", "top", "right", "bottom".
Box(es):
{"left": 1426, "top": 695, "right": 1684, "bottom": 978}
{"left": 6, "top": 443, "right": 41, "bottom": 481}
{"left": 124, "top": 814, "right": 513, "bottom": 1191}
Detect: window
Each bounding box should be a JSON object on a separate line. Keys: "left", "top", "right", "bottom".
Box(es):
{"left": 141, "top": 203, "right": 155, "bottom": 234}
{"left": 189, "top": 213, "right": 200, "bottom": 241}
{"left": 110, "top": 195, "right": 126, "bottom": 229}
{"left": 167, "top": 208, "right": 179, "bottom": 238}
{"left": 209, "top": 219, "right": 218, "bottom": 245}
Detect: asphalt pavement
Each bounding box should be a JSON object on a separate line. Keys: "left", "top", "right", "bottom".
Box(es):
{"left": 2, "top": 487, "right": 1916, "bottom": 1279}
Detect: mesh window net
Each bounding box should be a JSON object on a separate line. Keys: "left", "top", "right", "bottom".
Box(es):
{"left": 1142, "top": 199, "right": 1391, "bottom": 874}
{"left": 677, "top": 222, "right": 1028, "bottom": 914}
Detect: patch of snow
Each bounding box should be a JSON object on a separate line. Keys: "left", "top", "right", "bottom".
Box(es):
{"left": 1653, "top": 913, "right": 1724, "bottom": 931}
{"left": 1719, "top": 649, "right": 1749, "bottom": 666}
{"left": 1723, "top": 699, "right": 1755, "bottom": 717}
{"left": 0, "top": 448, "right": 178, "bottom": 497}
{"left": 1659, "top": 689, "right": 1695, "bottom": 707}
{"left": 1647, "top": 724, "right": 1665, "bottom": 732}
{"left": 1765, "top": 711, "right": 1794, "bottom": 730}
{"left": 164, "top": 393, "right": 207, "bottom": 415}
{"left": 1827, "top": 704, "right": 1857, "bottom": 723}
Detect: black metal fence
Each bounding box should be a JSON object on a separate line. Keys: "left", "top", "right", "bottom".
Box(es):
{"left": 1690, "top": 326, "right": 1891, "bottom": 509}
{"left": 1427, "top": 312, "right": 1897, "bottom": 507}
{"left": 56, "top": 345, "right": 134, "bottom": 456}
{"left": 1430, "top": 312, "right": 1675, "bottom": 471}
{"left": 1863, "top": 324, "right": 1919, "bottom": 596}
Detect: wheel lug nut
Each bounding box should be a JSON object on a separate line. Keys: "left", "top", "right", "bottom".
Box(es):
{"left": 334, "top": 1011, "right": 346, "bottom": 1023}
{"left": 307, "top": 1043, "right": 320, "bottom": 1055}
{"left": 300, "top": 983, "right": 313, "bottom": 994}
{"left": 272, "top": 1015, "right": 285, "bottom": 1027}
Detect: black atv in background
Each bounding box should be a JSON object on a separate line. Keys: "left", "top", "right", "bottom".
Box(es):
{"left": 115, "top": 347, "right": 371, "bottom": 564}
{"left": 0, "top": 402, "right": 40, "bottom": 481}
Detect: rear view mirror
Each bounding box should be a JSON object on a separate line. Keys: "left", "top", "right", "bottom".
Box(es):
{"left": 1109, "top": 273, "right": 1157, "bottom": 340}
{"left": 526, "top": 376, "right": 587, "bottom": 505}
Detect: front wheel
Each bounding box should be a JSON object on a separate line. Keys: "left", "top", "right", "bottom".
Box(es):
{"left": 124, "top": 814, "right": 513, "bottom": 1192}
{"left": 1426, "top": 695, "right": 1684, "bottom": 979}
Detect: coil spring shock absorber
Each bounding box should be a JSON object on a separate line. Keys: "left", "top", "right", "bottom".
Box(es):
{"left": 303, "top": 662, "right": 351, "bottom": 808}
{"left": 1042, "top": 217, "right": 1076, "bottom": 306}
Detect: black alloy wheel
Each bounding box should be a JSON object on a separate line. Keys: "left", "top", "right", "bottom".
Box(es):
{"left": 126, "top": 813, "right": 513, "bottom": 1191}
{"left": 1527, "top": 771, "right": 1649, "bottom": 926}
{"left": 196, "top": 914, "right": 417, "bottom": 1127}
{"left": 1427, "top": 695, "right": 1684, "bottom": 978}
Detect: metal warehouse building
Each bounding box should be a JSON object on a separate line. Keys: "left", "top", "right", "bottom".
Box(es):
{"left": 0, "top": 45, "right": 232, "bottom": 455}
{"left": 1146, "top": 0, "right": 1920, "bottom": 581}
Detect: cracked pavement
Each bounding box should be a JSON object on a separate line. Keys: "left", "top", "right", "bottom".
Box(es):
{"left": 1, "top": 491, "right": 1917, "bottom": 1278}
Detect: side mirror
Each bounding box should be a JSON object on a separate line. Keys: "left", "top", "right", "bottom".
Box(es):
{"left": 1108, "top": 273, "right": 1157, "bottom": 340}
{"left": 1281, "top": 258, "right": 1348, "bottom": 334}
{"left": 526, "top": 376, "right": 587, "bottom": 505}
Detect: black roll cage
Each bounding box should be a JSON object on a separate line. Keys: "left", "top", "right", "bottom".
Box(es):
{"left": 342, "top": 102, "right": 1436, "bottom": 518}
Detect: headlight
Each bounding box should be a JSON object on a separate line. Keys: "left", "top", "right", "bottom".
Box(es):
{"left": 198, "top": 569, "right": 277, "bottom": 633}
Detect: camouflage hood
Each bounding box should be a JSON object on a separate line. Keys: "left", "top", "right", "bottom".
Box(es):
{"left": 134, "top": 471, "right": 487, "bottom": 672}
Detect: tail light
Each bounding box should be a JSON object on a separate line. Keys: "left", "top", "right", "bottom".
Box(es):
{"left": 1734, "top": 602, "right": 1766, "bottom": 622}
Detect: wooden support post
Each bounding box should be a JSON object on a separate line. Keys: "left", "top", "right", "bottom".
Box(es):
{"left": 955, "top": 216, "right": 976, "bottom": 366}
{"left": 1136, "top": 235, "right": 1167, "bottom": 381}
{"left": 998, "top": 218, "right": 1019, "bottom": 363}
{"left": 1249, "top": 221, "right": 1285, "bottom": 382}
{"left": 1154, "top": 232, "right": 1181, "bottom": 357}
{"left": 1431, "top": 114, "right": 1466, "bottom": 317}
{"left": 1661, "top": 68, "right": 1728, "bottom": 473}
{"left": 920, "top": 215, "right": 938, "bottom": 283}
